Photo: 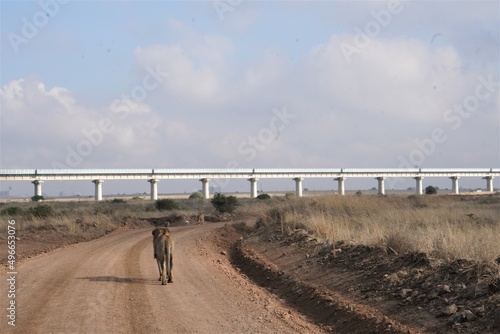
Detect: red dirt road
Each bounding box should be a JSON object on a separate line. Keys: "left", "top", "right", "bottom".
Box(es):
{"left": 2, "top": 223, "right": 324, "bottom": 333}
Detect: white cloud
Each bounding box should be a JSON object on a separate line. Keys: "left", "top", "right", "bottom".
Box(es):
{"left": 42, "top": 83, "right": 85, "bottom": 115}
{"left": 1, "top": 10, "right": 497, "bottom": 175}
{"left": 110, "top": 98, "right": 151, "bottom": 116}
{"left": 134, "top": 44, "right": 228, "bottom": 106}
{"left": 0, "top": 79, "right": 25, "bottom": 111}
{"left": 0, "top": 77, "right": 166, "bottom": 168}
{"left": 164, "top": 120, "right": 191, "bottom": 139}
{"left": 133, "top": 20, "right": 236, "bottom": 107}
{"left": 1, "top": 78, "right": 92, "bottom": 133}
{"left": 243, "top": 51, "right": 290, "bottom": 95}
{"left": 125, "top": 26, "right": 497, "bottom": 170}
{"left": 303, "top": 35, "right": 467, "bottom": 124}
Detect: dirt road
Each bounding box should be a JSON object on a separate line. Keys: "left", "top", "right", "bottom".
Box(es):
{"left": 2, "top": 223, "right": 324, "bottom": 333}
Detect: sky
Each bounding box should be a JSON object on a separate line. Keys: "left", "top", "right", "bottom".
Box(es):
{"left": 0, "top": 0, "right": 499, "bottom": 197}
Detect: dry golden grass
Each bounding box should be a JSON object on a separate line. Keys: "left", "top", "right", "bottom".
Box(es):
{"left": 258, "top": 194, "right": 500, "bottom": 263}
{"left": 1, "top": 194, "right": 498, "bottom": 263}
{"left": 0, "top": 197, "right": 212, "bottom": 238}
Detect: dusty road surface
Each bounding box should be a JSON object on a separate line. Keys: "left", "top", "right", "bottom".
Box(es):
{"left": 2, "top": 223, "right": 325, "bottom": 333}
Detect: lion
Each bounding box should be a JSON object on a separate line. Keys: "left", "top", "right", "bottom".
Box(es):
{"left": 197, "top": 212, "right": 205, "bottom": 224}
{"left": 152, "top": 227, "right": 174, "bottom": 285}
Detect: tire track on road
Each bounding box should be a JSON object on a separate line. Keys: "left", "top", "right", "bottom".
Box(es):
{"left": 8, "top": 229, "right": 149, "bottom": 333}
{"left": 124, "top": 231, "right": 161, "bottom": 333}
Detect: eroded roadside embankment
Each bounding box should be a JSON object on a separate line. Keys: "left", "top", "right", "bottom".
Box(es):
{"left": 231, "top": 239, "right": 420, "bottom": 334}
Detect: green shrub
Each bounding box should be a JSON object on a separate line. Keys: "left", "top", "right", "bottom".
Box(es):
{"left": 256, "top": 193, "right": 271, "bottom": 200}
{"left": 31, "top": 195, "right": 44, "bottom": 202}
{"left": 155, "top": 199, "right": 179, "bottom": 211}
{"left": 30, "top": 204, "right": 53, "bottom": 218}
{"left": 285, "top": 192, "right": 296, "bottom": 199}
{"left": 189, "top": 192, "right": 204, "bottom": 199}
{"left": 211, "top": 193, "right": 238, "bottom": 213}
{"left": 425, "top": 186, "right": 437, "bottom": 195}
{"left": 1, "top": 206, "right": 23, "bottom": 216}
{"left": 111, "top": 198, "right": 125, "bottom": 203}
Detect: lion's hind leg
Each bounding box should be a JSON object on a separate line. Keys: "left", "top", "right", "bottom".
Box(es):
{"left": 167, "top": 252, "right": 174, "bottom": 283}
{"left": 156, "top": 259, "right": 162, "bottom": 281}
{"left": 161, "top": 259, "right": 167, "bottom": 285}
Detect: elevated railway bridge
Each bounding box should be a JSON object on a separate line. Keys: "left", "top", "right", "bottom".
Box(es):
{"left": 0, "top": 168, "right": 498, "bottom": 201}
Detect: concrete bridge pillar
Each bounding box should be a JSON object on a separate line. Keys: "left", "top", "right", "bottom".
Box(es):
{"left": 414, "top": 176, "right": 424, "bottom": 195}
{"left": 335, "top": 177, "right": 346, "bottom": 195}
{"left": 450, "top": 176, "right": 460, "bottom": 194}
{"left": 32, "top": 180, "right": 44, "bottom": 197}
{"left": 248, "top": 178, "right": 259, "bottom": 198}
{"left": 483, "top": 176, "right": 494, "bottom": 192}
{"left": 293, "top": 177, "right": 303, "bottom": 197}
{"left": 148, "top": 179, "right": 159, "bottom": 200}
{"left": 200, "top": 178, "right": 211, "bottom": 199}
{"left": 376, "top": 177, "right": 385, "bottom": 195}
{"left": 92, "top": 179, "right": 104, "bottom": 201}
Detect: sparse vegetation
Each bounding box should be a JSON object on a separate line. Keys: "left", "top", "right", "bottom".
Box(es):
{"left": 30, "top": 204, "right": 53, "bottom": 218}
{"left": 111, "top": 198, "right": 125, "bottom": 203}
{"left": 0, "top": 193, "right": 498, "bottom": 264}
{"left": 31, "top": 195, "right": 44, "bottom": 202}
{"left": 155, "top": 199, "right": 179, "bottom": 211}
{"left": 233, "top": 221, "right": 253, "bottom": 234}
{"left": 189, "top": 192, "right": 204, "bottom": 199}
{"left": 258, "top": 194, "right": 500, "bottom": 263}
{"left": 211, "top": 193, "right": 238, "bottom": 213}
{"left": 1, "top": 206, "right": 23, "bottom": 216}
{"left": 0, "top": 198, "right": 196, "bottom": 241}
{"left": 425, "top": 185, "right": 437, "bottom": 195}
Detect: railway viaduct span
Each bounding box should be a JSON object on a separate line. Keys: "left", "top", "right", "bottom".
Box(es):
{"left": 0, "top": 168, "right": 498, "bottom": 201}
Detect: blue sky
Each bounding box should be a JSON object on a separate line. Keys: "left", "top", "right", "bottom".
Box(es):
{"left": 0, "top": 0, "right": 499, "bottom": 196}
